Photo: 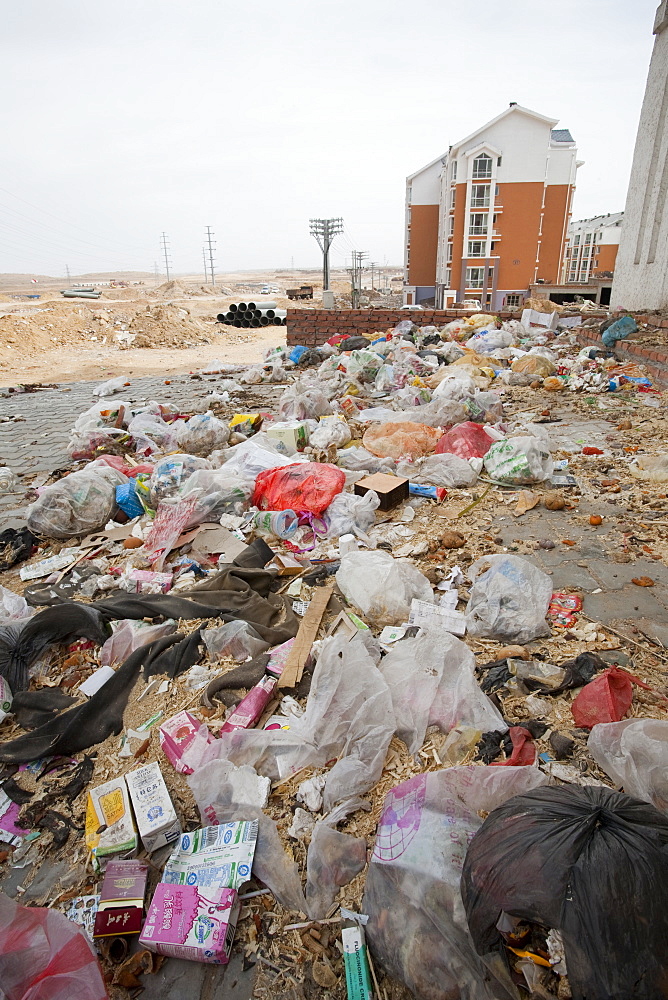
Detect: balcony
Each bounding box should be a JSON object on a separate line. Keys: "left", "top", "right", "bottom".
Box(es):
{"left": 468, "top": 227, "right": 489, "bottom": 237}
{"left": 470, "top": 198, "right": 490, "bottom": 209}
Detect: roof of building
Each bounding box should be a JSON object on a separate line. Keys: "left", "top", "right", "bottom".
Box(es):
{"left": 569, "top": 211, "right": 624, "bottom": 232}
{"left": 551, "top": 128, "right": 574, "bottom": 143}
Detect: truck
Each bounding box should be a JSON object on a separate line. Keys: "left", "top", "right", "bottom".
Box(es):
{"left": 286, "top": 285, "right": 313, "bottom": 300}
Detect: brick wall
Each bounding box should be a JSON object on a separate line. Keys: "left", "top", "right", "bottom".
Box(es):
{"left": 576, "top": 328, "right": 668, "bottom": 387}
{"left": 286, "top": 309, "right": 521, "bottom": 347}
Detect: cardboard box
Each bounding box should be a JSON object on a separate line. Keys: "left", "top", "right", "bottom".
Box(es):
{"left": 85, "top": 778, "right": 137, "bottom": 869}
{"left": 266, "top": 421, "right": 309, "bottom": 455}
{"left": 159, "top": 710, "right": 216, "bottom": 775}
{"left": 93, "top": 859, "right": 148, "bottom": 938}
{"left": 267, "top": 553, "right": 305, "bottom": 576}
{"left": 354, "top": 473, "right": 409, "bottom": 511}
{"left": 220, "top": 676, "right": 277, "bottom": 733}
{"left": 126, "top": 761, "right": 182, "bottom": 853}
{"left": 342, "top": 925, "right": 374, "bottom": 1000}
{"left": 162, "top": 821, "right": 258, "bottom": 890}
{"left": 139, "top": 883, "right": 240, "bottom": 964}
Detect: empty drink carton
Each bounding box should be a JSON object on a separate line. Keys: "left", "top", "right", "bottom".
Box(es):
{"left": 126, "top": 761, "right": 181, "bottom": 853}
{"left": 139, "top": 883, "right": 240, "bottom": 964}
{"left": 159, "top": 710, "right": 216, "bottom": 775}
{"left": 85, "top": 777, "right": 137, "bottom": 870}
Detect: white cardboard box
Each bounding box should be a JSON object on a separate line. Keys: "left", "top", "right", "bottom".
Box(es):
{"left": 126, "top": 761, "right": 182, "bottom": 853}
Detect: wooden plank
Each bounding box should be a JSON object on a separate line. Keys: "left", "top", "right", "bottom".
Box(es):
{"left": 279, "top": 579, "right": 336, "bottom": 688}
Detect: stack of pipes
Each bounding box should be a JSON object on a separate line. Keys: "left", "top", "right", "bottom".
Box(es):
{"left": 216, "top": 301, "right": 287, "bottom": 328}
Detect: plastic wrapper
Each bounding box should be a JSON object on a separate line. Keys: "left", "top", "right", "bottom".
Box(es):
{"left": 27, "top": 467, "right": 126, "bottom": 539}
{"left": 397, "top": 453, "right": 477, "bottom": 488}
{"left": 379, "top": 631, "right": 505, "bottom": 755}
{"left": 279, "top": 379, "right": 333, "bottom": 420}
{"left": 203, "top": 620, "right": 269, "bottom": 662}
{"left": 127, "top": 410, "right": 178, "bottom": 453}
{"left": 483, "top": 436, "right": 553, "bottom": 485}
{"left": 436, "top": 422, "right": 497, "bottom": 460}
{"left": 178, "top": 468, "right": 251, "bottom": 521}
{"left": 142, "top": 497, "right": 198, "bottom": 571}
{"left": 0, "top": 586, "right": 32, "bottom": 627}
{"left": 466, "top": 554, "right": 553, "bottom": 643}
{"left": 0, "top": 889, "right": 107, "bottom": 1000}
{"left": 363, "top": 421, "right": 441, "bottom": 460}
{"left": 628, "top": 454, "right": 668, "bottom": 482}
{"left": 148, "top": 453, "right": 212, "bottom": 506}
{"left": 309, "top": 417, "right": 352, "bottom": 450}
{"left": 324, "top": 490, "right": 380, "bottom": 538}
{"left": 305, "top": 823, "right": 367, "bottom": 920}
{"left": 253, "top": 462, "right": 345, "bottom": 517}
{"left": 215, "top": 433, "right": 306, "bottom": 481}
{"left": 587, "top": 718, "right": 668, "bottom": 810}
{"left": 363, "top": 766, "right": 547, "bottom": 1000}
{"left": 462, "top": 784, "right": 668, "bottom": 1000}
{"left": 336, "top": 446, "right": 396, "bottom": 475}
{"left": 570, "top": 666, "right": 652, "bottom": 728}
{"left": 100, "top": 619, "right": 177, "bottom": 666}
{"left": 336, "top": 550, "right": 434, "bottom": 625}
{"left": 510, "top": 354, "right": 556, "bottom": 377}
{"left": 176, "top": 411, "right": 230, "bottom": 455}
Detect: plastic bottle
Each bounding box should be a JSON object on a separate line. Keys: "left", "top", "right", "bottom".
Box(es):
{"left": 253, "top": 509, "right": 299, "bottom": 539}
{"left": 0, "top": 467, "right": 16, "bottom": 491}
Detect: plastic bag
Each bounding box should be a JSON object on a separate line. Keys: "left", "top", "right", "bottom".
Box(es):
{"left": 0, "top": 586, "right": 32, "bottom": 627}
{"left": 461, "top": 784, "right": 668, "bottom": 1000}
{"left": 176, "top": 411, "right": 230, "bottom": 455}
{"left": 363, "top": 421, "right": 441, "bottom": 460}
{"left": 148, "top": 454, "right": 211, "bottom": 505}
{"left": 253, "top": 462, "right": 345, "bottom": 516}
{"left": 142, "top": 497, "right": 198, "bottom": 570}
{"left": 343, "top": 348, "right": 384, "bottom": 382}
{"left": 216, "top": 433, "right": 306, "bottom": 481}
{"left": 466, "top": 555, "right": 553, "bottom": 643}
{"left": 436, "top": 422, "right": 497, "bottom": 460}
{"left": 0, "top": 889, "right": 107, "bottom": 1000}
{"left": 379, "top": 631, "right": 506, "bottom": 755}
{"left": 324, "top": 490, "right": 380, "bottom": 538}
{"left": 510, "top": 354, "right": 556, "bottom": 377}
{"left": 470, "top": 391, "right": 504, "bottom": 423}
{"left": 27, "top": 468, "right": 125, "bottom": 539}
{"left": 483, "top": 436, "right": 553, "bottom": 485}
{"left": 363, "top": 766, "right": 547, "bottom": 1000}
{"left": 309, "top": 417, "right": 352, "bottom": 450}
{"left": 601, "top": 314, "right": 637, "bottom": 347}
{"left": 588, "top": 719, "right": 668, "bottom": 810}
{"left": 398, "top": 452, "right": 477, "bottom": 487}
{"left": 279, "top": 379, "right": 333, "bottom": 420}
{"left": 336, "top": 446, "right": 396, "bottom": 475}
{"left": 203, "top": 620, "right": 269, "bottom": 662}
{"left": 336, "top": 550, "right": 434, "bottom": 625}
{"left": 178, "top": 468, "right": 251, "bottom": 520}
{"left": 305, "top": 823, "right": 367, "bottom": 920}
{"left": 629, "top": 455, "right": 668, "bottom": 482}
{"left": 127, "top": 410, "right": 178, "bottom": 453}
{"left": 466, "top": 329, "right": 514, "bottom": 354}
{"left": 100, "top": 619, "right": 177, "bottom": 666}
{"left": 92, "top": 375, "right": 126, "bottom": 397}
{"left": 571, "top": 666, "right": 652, "bottom": 728}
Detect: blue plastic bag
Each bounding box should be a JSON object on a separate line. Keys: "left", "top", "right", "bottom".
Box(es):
{"left": 601, "top": 315, "right": 637, "bottom": 348}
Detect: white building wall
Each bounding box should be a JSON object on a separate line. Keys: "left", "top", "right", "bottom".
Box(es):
{"left": 453, "top": 113, "right": 554, "bottom": 183}
{"left": 612, "top": 0, "right": 668, "bottom": 309}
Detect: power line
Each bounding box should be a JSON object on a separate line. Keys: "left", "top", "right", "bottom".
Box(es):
{"left": 160, "top": 233, "right": 172, "bottom": 281}
{"left": 309, "top": 217, "right": 343, "bottom": 291}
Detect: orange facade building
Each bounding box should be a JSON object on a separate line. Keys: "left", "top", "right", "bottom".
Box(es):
{"left": 562, "top": 212, "right": 623, "bottom": 283}
{"left": 404, "top": 104, "right": 581, "bottom": 310}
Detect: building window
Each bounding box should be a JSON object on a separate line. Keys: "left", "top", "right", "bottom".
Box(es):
{"left": 407, "top": 187, "right": 412, "bottom": 204}
{"left": 468, "top": 241, "right": 486, "bottom": 256}
{"left": 466, "top": 267, "right": 485, "bottom": 288}
{"left": 471, "top": 184, "right": 490, "bottom": 208}
{"left": 585, "top": 234, "right": 591, "bottom": 243}
{"left": 497, "top": 157, "right": 502, "bottom": 166}
{"left": 448, "top": 216, "right": 454, "bottom": 235}
{"left": 449, "top": 189, "right": 456, "bottom": 210}
{"left": 573, "top": 235, "right": 580, "bottom": 245}
{"left": 491, "top": 242, "right": 497, "bottom": 252}
{"left": 444, "top": 268, "right": 452, "bottom": 286}
{"left": 506, "top": 293, "right": 521, "bottom": 307}
{"left": 472, "top": 153, "right": 492, "bottom": 179}
{"left": 452, "top": 161, "right": 457, "bottom": 180}
{"left": 468, "top": 213, "right": 488, "bottom": 236}
{"left": 495, "top": 184, "right": 500, "bottom": 197}
{"left": 446, "top": 244, "right": 453, "bottom": 262}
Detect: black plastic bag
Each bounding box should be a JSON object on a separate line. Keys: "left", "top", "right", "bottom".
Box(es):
{"left": 461, "top": 785, "right": 668, "bottom": 1000}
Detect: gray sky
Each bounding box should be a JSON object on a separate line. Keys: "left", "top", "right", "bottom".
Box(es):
{"left": 0, "top": 0, "right": 658, "bottom": 276}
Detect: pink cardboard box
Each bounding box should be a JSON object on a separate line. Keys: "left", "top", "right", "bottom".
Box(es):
{"left": 139, "top": 884, "right": 239, "bottom": 964}
{"left": 159, "top": 711, "right": 216, "bottom": 775}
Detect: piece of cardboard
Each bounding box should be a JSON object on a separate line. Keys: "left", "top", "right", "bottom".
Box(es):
{"left": 93, "top": 859, "right": 148, "bottom": 938}
{"left": 140, "top": 884, "right": 240, "bottom": 964}
{"left": 85, "top": 777, "right": 138, "bottom": 869}
{"left": 126, "top": 761, "right": 182, "bottom": 853}
{"left": 354, "top": 473, "right": 409, "bottom": 511}
{"left": 191, "top": 525, "right": 248, "bottom": 563}
{"left": 279, "top": 579, "right": 335, "bottom": 688}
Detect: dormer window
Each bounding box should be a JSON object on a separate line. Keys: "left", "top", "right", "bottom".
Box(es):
{"left": 472, "top": 153, "right": 492, "bottom": 179}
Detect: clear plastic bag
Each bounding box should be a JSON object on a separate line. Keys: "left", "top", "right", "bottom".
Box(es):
{"left": 203, "top": 620, "right": 269, "bottom": 661}
{"left": 336, "top": 446, "right": 396, "bottom": 475}
{"left": 466, "top": 554, "right": 553, "bottom": 644}
{"left": 309, "top": 417, "right": 352, "bottom": 450}
{"left": 100, "top": 619, "right": 177, "bottom": 666}
{"left": 0, "top": 586, "right": 32, "bottom": 627}
{"left": 148, "top": 454, "right": 212, "bottom": 505}
{"left": 127, "top": 410, "right": 178, "bottom": 453}
{"left": 483, "top": 436, "right": 553, "bottom": 485}
{"left": 343, "top": 349, "right": 384, "bottom": 382}
{"left": 27, "top": 468, "right": 125, "bottom": 539}
{"left": 397, "top": 452, "right": 477, "bottom": 488}
{"left": 336, "top": 550, "right": 434, "bottom": 625}
{"left": 379, "top": 631, "right": 505, "bottom": 755}
{"left": 629, "top": 455, "right": 668, "bottom": 482}
{"left": 588, "top": 719, "right": 668, "bottom": 810}
{"left": 215, "top": 433, "right": 305, "bottom": 481}
{"left": 510, "top": 354, "right": 556, "bottom": 377}
{"left": 324, "top": 490, "right": 380, "bottom": 538}
{"left": 176, "top": 411, "right": 230, "bottom": 455}
{"left": 363, "top": 421, "right": 441, "bottom": 460}
{"left": 178, "top": 468, "right": 252, "bottom": 521}
{"left": 142, "top": 497, "right": 198, "bottom": 570}
{"left": 305, "top": 822, "right": 367, "bottom": 920}
{"left": 0, "top": 889, "right": 107, "bottom": 1000}
{"left": 363, "top": 766, "right": 547, "bottom": 1000}
{"left": 93, "top": 375, "right": 126, "bottom": 397}
{"left": 279, "top": 379, "right": 333, "bottom": 420}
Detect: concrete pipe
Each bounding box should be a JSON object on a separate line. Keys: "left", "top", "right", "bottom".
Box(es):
{"left": 228, "top": 303, "right": 238, "bottom": 313}
{"left": 247, "top": 302, "right": 256, "bottom": 311}
{"left": 237, "top": 302, "right": 248, "bottom": 312}
{"left": 226, "top": 311, "right": 236, "bottom": 322}
{"left": 233, "top": 319, "right": 242, "bottom": 327}
{"left": 256, "top": 309, "right": 276, "bottom": 319}
{"left": 274, "top": 308, "right": 287, "bottom": 317}
{"left": 250, "top": 319, "right": 260, "bottom": 327}
{"left": 253, "top": 301, "right": 277, "bottom": 311}
{"left": 272, "top": 316, "right": 283, "bottom": 326}
{"left": 241, "top": 319, "right": 251, "bottom": 328}
{"left": 259, "top": 316, "right": 270, "bottom": 326}
{"left": 216, "top": 313, "right": 226, "bottom": 323}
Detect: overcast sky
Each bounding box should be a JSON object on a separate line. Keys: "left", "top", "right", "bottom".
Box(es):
{"left": 0, "top": 0, "right": 658, "bottom": 277}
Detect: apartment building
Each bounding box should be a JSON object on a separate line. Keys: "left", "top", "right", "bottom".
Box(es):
{"left": 403, "top": 104, "right": 581, "bottom": 310}
{"left": 562, "top": 213, "right": 623, "bottom": 283}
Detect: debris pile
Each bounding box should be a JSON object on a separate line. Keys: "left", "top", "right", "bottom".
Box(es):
{"left": 2, "top": 307, "right": 668, "bottom": 999}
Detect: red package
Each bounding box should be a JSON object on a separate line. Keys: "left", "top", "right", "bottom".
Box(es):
{"left": 582, "top": 446, "right": 604, "bottom": 455}
{"left": 436, "top": 421, "right": 495, "bottom": 460}
{"left": 490, "top": 726, "right": 535, "bottom": 767}
{"left": 253, "top": 462, "right": 345, "bottom": 516}
{"left": 548, "top": 592, "right": 583, "bottom": 629}
{"left": 571, "top": 667, "right": 653, "bottom": 728}
{"left": 327, "top": 333, "right": 350, "bottom": 346}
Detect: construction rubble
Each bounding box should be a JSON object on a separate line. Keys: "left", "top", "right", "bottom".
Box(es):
{"left": 3, "top": 307, "right": 668, "bottom": 1000}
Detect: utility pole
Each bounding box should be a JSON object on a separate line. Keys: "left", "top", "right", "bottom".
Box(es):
{"left": 202, "top": 247, "right": 208, "bottom": 283}
{"left": 65, "top": 264, "right": 71, "bottom": 286}
{"left": 309, "top": 217, "right": 343, "bottom": 291}
{"left": 205, "top": 226, "right": 216, "bottom": 287}
{"left": 160, "top": 233, "right": 171, "bottom": 280}
{"left": 153, "top": 261, "right": 159, "bottom": 279}
{"left": 347, "top": 250, "right": 368, "bottom": 308}
{"left": 370, "top": 261, "right": 377, "bottom": 291}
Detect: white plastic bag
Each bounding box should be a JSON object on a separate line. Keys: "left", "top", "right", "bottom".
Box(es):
{"left": 149, "top": 453, "right": 212, "bottom": 505}
{"left": 203, "top": 620, "right": 269, "bottom": 661}
{"left": 279, "top": 379, "right": 333, "bottom": 420}
{"left": 27, "top": 468, "right": 126, "bottom": 539}
{"left": 588, "top": 719, "right": 668, "bottom": 810}
{"left": 178, "top": 468, "right": 251, "bottom": 521}
{"left": 466, "top": 554, "right": 553, "bottom": 643}
{"left": 483, "top": 436, "right": 553, "bottom": 485}
{"left": 324, "top": 490, "right": 380, "bottom": 538}
{"left": 216, "top": 433, "right": 306, "bottom": 482}
{"left": 309, "top": 417, "right": 352, "bottom": 450}
{"left": 336, "top": 446, "right": 396, "bottom": 475}
{"left": 397, "top": 453, "right": 477, "bottom": 488}
{"left": 176, "top": 411, "right": 230, "bottom": 455}
{"left": 336, "top": 550, "right": 434, "bottom": 624}
{"left": 0, "top": 586, "right": 33, "bottom": 627}
{"left": 93, "top": 375, "right": 126, "bottom": 397}
{"left": 127, "top": 410, "right": 178, "bottom": 453}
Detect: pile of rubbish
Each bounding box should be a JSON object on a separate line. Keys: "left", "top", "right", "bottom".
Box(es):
{"left": 2, "top": 306, "right": 668, "bottom": 1000}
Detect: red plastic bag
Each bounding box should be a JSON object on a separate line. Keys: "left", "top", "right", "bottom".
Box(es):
{"left": 0, "top": 890, "right": 108, "bottom": 999}
{"left": 435, "top": 421, "right": 495, "bottom": 460}
{"left": 571, "top": 667, "right": 653, "bottom": 728}
{"left": 490, "top": 726, "right": 536, "bottom": 766}
{"left": 253, "top": 462, "right": 346, "bottom": 516}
